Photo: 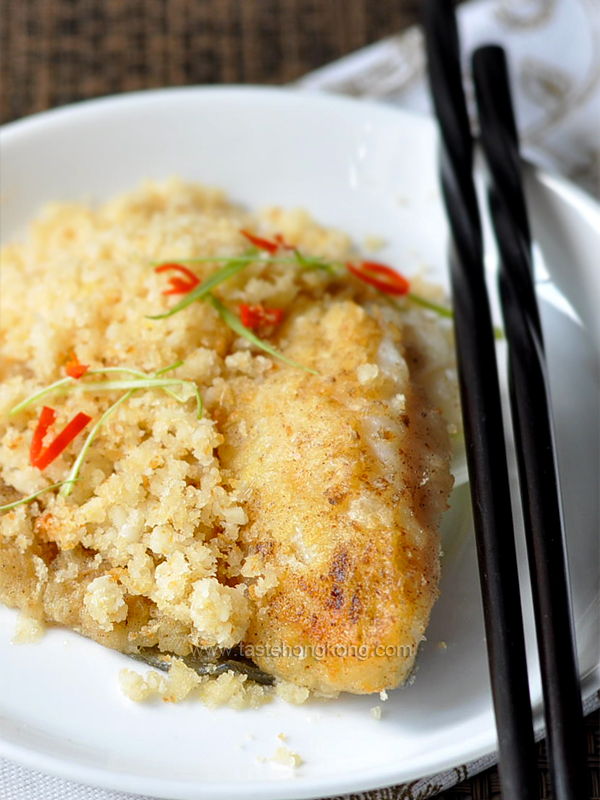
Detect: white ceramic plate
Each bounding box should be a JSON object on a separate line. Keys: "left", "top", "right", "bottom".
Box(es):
{"left": 0, "top": 87, "right": 598, "bottom": 800}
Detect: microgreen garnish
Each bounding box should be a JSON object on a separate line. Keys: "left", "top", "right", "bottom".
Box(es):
{"left": 149, "top": 239, "right": 467, "bottom": 375}
{"left": 44, "top": 377, "right": 194, "bottom": 393}
{"left": 293, "top": 249, "right": 338, "bottom": 275}
{"left": 58, "top": 360, "right": 202, "bottom": 497}
{"left": 60, "top": 390, "right": 134, "bottom": 496}
{"left": 151, "top": 254, "right": 332, "bottom": 268}
{"left": 149, "top": 247, "right": 338, "bottom": 320}
{"left": 150, "top": 246, "right": 457, "bottom": 332}
{"left": 8, "top": 362, "right": 202, "bottom": 499}
{"left": 398, "top": 293, "right": 503, "bottom": 338}
{"left": 148, "top": 255, "right": 255, "bottom": 320}
{"left": 10, "top": 365, "right": 202, "bottom": 420}
{"left": 154, "top": 359, "right": 185, "bottom": 376}
{"left": 10, "top": 377, "right": 74, "bottom": 416}
{"left": 406, "top": 294, "right": 453, "bottom": 317}
{"left": 0, "top": 480, "right": 79, "bottom": 513}
{"left": 208, "top": 294, "right": 319, "bottom": 375}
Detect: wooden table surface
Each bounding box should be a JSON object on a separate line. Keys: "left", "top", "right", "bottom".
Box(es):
{"left": 1, "top": 2, "right": 598, "bottom": 799}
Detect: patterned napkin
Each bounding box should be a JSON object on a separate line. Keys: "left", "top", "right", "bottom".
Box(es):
{"left": 2, "top": 1, "right": 599, "bottom": 799}
{"left": 299, "top": 0, "right": 600, "bottom": 199}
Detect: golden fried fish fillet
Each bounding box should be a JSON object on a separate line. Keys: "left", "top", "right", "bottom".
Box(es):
{"left": 221, "top": 297, "right": 454, "bottom": 695}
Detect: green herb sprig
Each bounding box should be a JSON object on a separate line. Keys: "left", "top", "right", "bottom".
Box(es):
{"left": 148, "top": 244, "right": 491, "bottom": 375}
{"left": 0, "top": 480, "right": 78, "bottom": 513}
{"left": 149, "top": 249, "right": 327, "bottom": 372}
{"left": 7, "top": 361, "right": 202, "bottom": 500}
{"left": 10, "top": 362, "right": 202, "bottom": 420}
{"left": 207, "top": 294, "right": 318, "bottom": 375}
{"left": 150, "top": 248, "right": 457, "bottom": 327}
{"left": 148, "top": 255, "right": 255, "bottom": 320}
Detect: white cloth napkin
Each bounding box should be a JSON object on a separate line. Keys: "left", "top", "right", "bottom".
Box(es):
{"left": 299, "top": 0, "right": 600, "bottom": 199}
{"left": 2, "top": 1, "right": 599, "bottom": 798}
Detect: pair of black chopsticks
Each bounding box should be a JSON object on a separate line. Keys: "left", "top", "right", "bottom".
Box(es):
{"left": 422, "top": 2, "right": 587, "bottom": 799}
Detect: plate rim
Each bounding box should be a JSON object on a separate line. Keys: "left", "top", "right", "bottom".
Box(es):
{"left": 0, "top": 669, "right": 597, "bottom": 800}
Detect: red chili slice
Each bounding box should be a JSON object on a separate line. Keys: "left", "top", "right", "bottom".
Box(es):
{"left": 30, "top": 406, "right": 57, "bottom": 467}
{"left": 346, "top": 261, "right": 410, "bottom": 296}
{"left": 240, "top": 230, "right": 279, "bottom": 254}
{"left": 155, "top": 264, "right": 200, "bottom": 295}
{"left": 65, "top": 355, "right": 90, "bottom": 380}
{"left": 162, "top": 277, "right": 196, "bottom": 295}
{"left": 239, "top": 304, "right": 284, "bottom": 329}
{"left": 30, "top": 407, "right": 92, "bottom": 471}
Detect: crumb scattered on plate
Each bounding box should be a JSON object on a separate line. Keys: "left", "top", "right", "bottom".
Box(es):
{"left": 12, "top": 613, "right": 45, "bottom": 644}
{"left": 271, "top": 746, "right": 303, "bottom": 768}
{"left": 363, "top": 234, "right": 386, "bottom": 252}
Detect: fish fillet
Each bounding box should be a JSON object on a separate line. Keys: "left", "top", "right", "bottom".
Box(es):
{"left": 221, "top": 297, "right": 454, "bottom": 695}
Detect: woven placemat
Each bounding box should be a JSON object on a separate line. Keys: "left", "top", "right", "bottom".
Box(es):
{"left": 0, "top": 2, "right": 598, "bottom": 798}
{"left": 0, "top": 0, "right": 424, "bottom": 124}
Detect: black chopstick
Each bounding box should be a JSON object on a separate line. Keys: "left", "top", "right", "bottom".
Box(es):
{"left": 473, "top": 45, "right": 588, "bottom": 800}
{"left": 422, "top": 3, "right": 538, "bottom": 798}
